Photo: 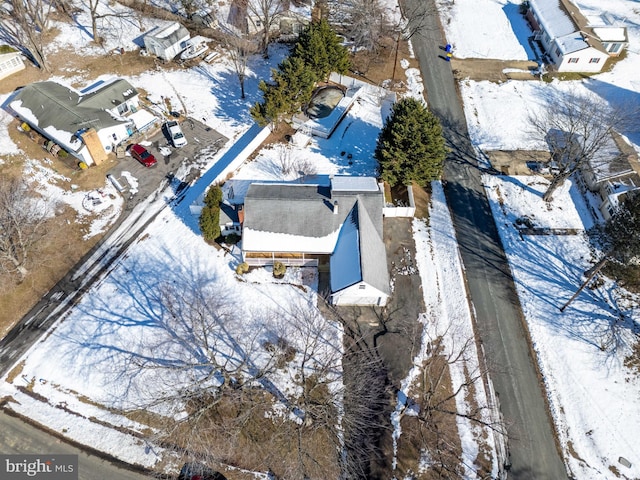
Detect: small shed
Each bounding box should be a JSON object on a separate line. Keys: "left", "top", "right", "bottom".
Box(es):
{"left": 0, "top": 49, "right": 25, "bottom": 81}
{"left": 144, "top": 23, "right": 190, "bottom": 62}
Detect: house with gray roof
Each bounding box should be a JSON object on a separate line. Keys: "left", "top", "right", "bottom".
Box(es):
{"left": 241, "top": 176, "right": 391, "bottom": 306}
{"left": 7, "top": 78, "right": 147, "bottom": 166}
{"left": 526, "top": 0, "right": 627, "bottom": 72}
{"left": 579, "top": 132, "right": 640, "bottom": 220}
{"left": 143, "top": 22, "right": 190, "bottom": 62}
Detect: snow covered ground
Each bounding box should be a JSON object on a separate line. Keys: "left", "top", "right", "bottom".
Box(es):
{"left": 440, "top": 0, "right": 640, "bottom": 478}
{"left": 483, "top": 175, "right": 640, "bottom": 479}
{"left": 4, "top": 5, "right": 494, "bottom": 477}
{"left": 1, "top": 0, "right": 639, "bottom": 478}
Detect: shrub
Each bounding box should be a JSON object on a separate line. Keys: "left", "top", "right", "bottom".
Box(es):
{"left": 272, "top": 261, "right": 286, "bottom": 278}
{"left": 235, "top": 262, "right": 249, "bottom": 275}
{"left": 225, "top": 233, "right": 241, "bottom": 245}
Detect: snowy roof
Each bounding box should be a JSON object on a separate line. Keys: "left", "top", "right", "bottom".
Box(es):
{"left": 330, "top": 206, "right": 361, "bottom": 290}
{"left": 9, "top": 81, "right": 130, "bottom": 152}
{"left": 529, "top": 0, "right": 578, "bottom": 40}
{"left": 592, "top": 27, "right": 627, "bottom": 42}
{"left": 242, "top": 178, "right": 390, "bottom": 294}
{"left": 589, "top": 133, "right": 636, "bottom": 183}
{"left": 130, "top": 109, "right": 157, "bottom": 131}
{"left": 145, "top": 22, "right": 190, "bottom": 49}
{"left": 331, "top": 175, "right": 379, "bottom": 192}
{"left": 555, "top": 33, "right": 590, "bottom": 54}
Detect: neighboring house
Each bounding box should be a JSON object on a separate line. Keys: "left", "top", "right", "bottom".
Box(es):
{"left": 526, "top": 0, "right": 628, "bottom": 72}
{"left": 0, "top": 49, "right": 25, "bottom": 81}
{"left": 241, "top": 176, "right": 391, "bottom": 306}
{"left": 579, "top": 132, "right": 640, "bottom": 220}
{"left": 143, "top": 22, "right": 190, "bottom": 62}
{"left": 8, "top": 78, "right": 149, "bottom": 166}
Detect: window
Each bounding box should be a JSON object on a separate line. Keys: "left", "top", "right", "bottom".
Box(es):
{"left": 554, "top": 47, "right": 561, "bottom": 57}
{"left": 568, "top": 58, "right": 579, "bottom": 63}
{"left": 0, "top": 56, "right": 21, "bottom": 73}
{"left": 589, "top": 58, "right": 600, "bottom": 64}
{"left": 117, "top": 103, "right": 129, "bottom": 115}
{"left": 608, "top": 43, "right": 621, "bottom": 53}
{"left": 359, "top": 285, "right": 366, "bottom": 290}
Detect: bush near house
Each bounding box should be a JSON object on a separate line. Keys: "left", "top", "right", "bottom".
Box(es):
{"left": 273, "top": 261, "right": 286, "bottom": 278}
{"left": 235, "top": 262, "right": 249, "bottom": 275}
{"left": 199, "top": 185, "right": 223, "bottom": 243}
{"left": 375, "top": 97, "right": 447, "bottom": 187}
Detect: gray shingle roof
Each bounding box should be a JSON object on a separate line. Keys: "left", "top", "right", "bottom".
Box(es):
{"left": 10, "top": 80, "right": 133, "bottom": 142}
{"left": 242, "top": 177, "right": 390, "bottom": 294}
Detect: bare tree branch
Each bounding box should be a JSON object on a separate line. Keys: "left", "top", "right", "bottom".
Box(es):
{"left": 0, "top": 177, "right": 49, "bottom": 281}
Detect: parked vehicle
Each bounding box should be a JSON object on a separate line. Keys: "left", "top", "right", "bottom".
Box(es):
{"left": 129, "top": 144, "right": 157, "bottom": 167}
{"left": 165, "top": 120, "right": 187, "bottom": 147}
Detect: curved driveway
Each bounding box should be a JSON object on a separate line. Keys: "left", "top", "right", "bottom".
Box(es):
{"left": 402, "top": 0, "right": 568, "bottom": 478}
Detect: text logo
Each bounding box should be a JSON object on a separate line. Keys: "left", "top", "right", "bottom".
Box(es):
{"left": 0, "top": 455, "right": 78, "bottom": 479}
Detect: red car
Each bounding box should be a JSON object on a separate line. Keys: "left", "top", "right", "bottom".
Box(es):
{"left": 129, "top": 144, "right": 157, "bottom": 167}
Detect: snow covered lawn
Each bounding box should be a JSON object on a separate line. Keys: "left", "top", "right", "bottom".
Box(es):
{"left": 483, "top": 174, "right": 640, "bottom": 479}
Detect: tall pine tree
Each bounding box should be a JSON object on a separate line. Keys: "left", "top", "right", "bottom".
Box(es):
{"left": 375, "top": 98, "right": 447, "bottom": 187}
{"left": 292, "top": 19, "right": 350, "bottom": 81}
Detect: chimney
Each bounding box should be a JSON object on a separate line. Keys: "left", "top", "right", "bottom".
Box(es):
{"left": 333, "top": 200, "right": 339, "bottom": 215}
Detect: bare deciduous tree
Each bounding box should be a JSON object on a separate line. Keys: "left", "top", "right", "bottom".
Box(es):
{"left": 0, "top": 0, "right": 54, "bottom": 71}
{"left": 222, "top": 28, "right": 259, "bottom": 99}
{"left": 112, "top": 277, "right": 352, "bottom": 478}
{"left": 246, "top": 0, "right": 285, "bottom": 56}
{"left": 385, "top": 316, "right": 507, "bottom": 478}
{"left": 82, "top": 0, "right": 137, "bottom": 45}
{"left": 0, "top": 177, "right": 49, "bottom": 281}
{"left": 529, "top": 91, "right": 638, "bottom": 202}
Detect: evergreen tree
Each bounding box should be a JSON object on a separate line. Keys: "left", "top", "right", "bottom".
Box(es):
{"left": 605, "top": 191, "right": 640, "bottom": 264}
{"left": 200, "top": 185, "right": 222, "bottom": 242}
{"left": 374, "top": 98, "right": 447, "bottom": 187}
{"left": 204, "top": 185, "right": 223, "bottom": 208}
{"left": 277, "top": 56, "right": 317, "bottom": 111}
{"left": 251, "top": 58, "right": 317, "bottom": 127}
{"left": 293, "top": 19, "right": 350, "bottom": 81}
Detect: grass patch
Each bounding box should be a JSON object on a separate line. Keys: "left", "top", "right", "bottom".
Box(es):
{"left": 411, "top": 182, "right": 431, "bottom": 220}
{"left": 5, "top": 361, "right": 25, "bottom": 384}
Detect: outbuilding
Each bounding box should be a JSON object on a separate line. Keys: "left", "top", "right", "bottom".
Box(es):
{"left": 143, "top": 22, "right": 190, "bottom": 62}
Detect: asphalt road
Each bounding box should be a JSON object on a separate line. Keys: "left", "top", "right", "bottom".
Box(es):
{"left": 0, "top": 411, "right": 150, "bottom": 479}
{"left": 402, "top": 1, "right": 569, "bottom": 478}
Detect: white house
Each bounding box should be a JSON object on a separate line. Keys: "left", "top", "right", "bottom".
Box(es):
{"left": 8, "top": 78, "right": 151, "bottom": 166}
{"left": 143, "top": 22, "right": 190, "bottom": 62}
{"left": 526, "top": 0, "right": 627, "bottom": 73}
{"left": 579, "top": 132, "right": 640, "bottom": 220}
{"left": 0, "top": 50, "right": 25, "bottom": 81}
{"left": 240, "top": 176, "right": 391, "bottom": 307}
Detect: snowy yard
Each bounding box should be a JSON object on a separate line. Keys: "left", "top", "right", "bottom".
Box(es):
{"left": 483, "top": 175, "right": 640, "bottom": 479}
{"left": 4, "top": 6, "right": 482, "bottom": 474}
{"left": 445, "top": 0, "right": 640, "bottom": 477}
{"left": 1, "top": 0, "right": 639, "bottom": 477}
